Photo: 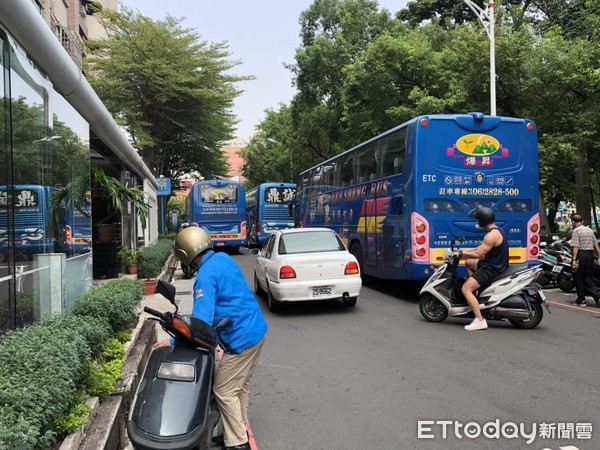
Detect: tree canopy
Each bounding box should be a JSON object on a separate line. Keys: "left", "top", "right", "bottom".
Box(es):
{"left": 85, "top": 7, "right": 250, "bottom": 190}
{"left": 242, "top": 0, "right": 600, "bottom": 231}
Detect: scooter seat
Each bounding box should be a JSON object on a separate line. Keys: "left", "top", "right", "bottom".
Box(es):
{"left": 489, "top": 265, "right": 532, "bottom": 283}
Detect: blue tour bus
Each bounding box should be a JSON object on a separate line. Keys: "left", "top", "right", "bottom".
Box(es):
{"left": 293, "top": 113, "right": 540, "bottom": 280}
{"left": 0, "top": 185, "right": 92, "bottom": 257}
{"left": 245, "top": 182, "right": 296, "bottom": 248}
{"left": 186, "top": 179, "right": 247, "bottom": 251}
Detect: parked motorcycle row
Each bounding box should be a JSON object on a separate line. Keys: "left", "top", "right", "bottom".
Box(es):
{"left": 536, "top": 234, "right": 600, "bottom": 292}
{"left": 536, "top": 236, "right": 576, "bottom": 292}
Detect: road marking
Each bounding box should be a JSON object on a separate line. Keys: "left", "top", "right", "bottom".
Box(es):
{"left": 547, "top": 300, "right": 600, "bottom": 314}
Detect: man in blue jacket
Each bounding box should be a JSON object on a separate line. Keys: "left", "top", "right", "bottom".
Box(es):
{"left": 157, "top": 226, "right": 268, "bottom": 450}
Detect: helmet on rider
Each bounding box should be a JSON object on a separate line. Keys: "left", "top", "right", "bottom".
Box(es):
{"left": 173, "top": 227, "right": 212, "bottom": 266}
{"left": 470, "top": 207, "right": 495, "bottom": 228}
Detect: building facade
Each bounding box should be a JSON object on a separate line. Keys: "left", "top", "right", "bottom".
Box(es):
{"left": 0, "top": 0, "right": 158, "bottom": 334}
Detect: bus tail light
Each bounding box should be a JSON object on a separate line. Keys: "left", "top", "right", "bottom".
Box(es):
{"left": 65, "top": 225, "right": 73, "bottom": 243}
{"left": 280, "top": 266, "right": 296, "bottom": 279}
{"left": 241, "top": 221, "right": 247, "bottom": 238}
{"left": 256, "top": 221, "right": 261, "bottom": 233}
{"left": 527, "top": 214, "right": 540, "bottom": 261}
{"left": 411, "top": 212, "right": 430, "bottom": 262}
{"left": 345, "top": 262, "right": 359, "bottom": 275}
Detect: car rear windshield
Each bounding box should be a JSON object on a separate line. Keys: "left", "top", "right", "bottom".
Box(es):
{"left": 279, "top": 231, "right": 346, "bottom": 254}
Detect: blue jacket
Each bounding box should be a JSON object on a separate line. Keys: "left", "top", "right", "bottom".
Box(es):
{"left": 191, "top": 250, "right": 268, "bottom": 354}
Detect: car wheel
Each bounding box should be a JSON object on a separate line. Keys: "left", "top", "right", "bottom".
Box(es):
{"left": 509, "top": 301, "right": 544, "bottom": 329}
{"left": 266, "top": 282, "right": 280, "bottom": 312}
{"left": 254, "top": 270, "right": 265, "bottom": 296}
{"left": 557, "top": 271, "right": 575, "bottom": 292}
{"left": 343, "top": 296, "right": 357, "bottom": 307}
{"left": 419, "top": 294, "right": 448, "bottom": 322}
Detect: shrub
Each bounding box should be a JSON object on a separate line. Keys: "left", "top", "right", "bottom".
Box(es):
{"left": 138, "top": 238, "right": 173, "bottom": 279}
{"left": 0, "top": 279, "right": 143, "bottom": 450}
{"left": 70, "top": 279, "right": 143, "bottom": 334}
{"left": 118, "top": 246, "right": 142, "bottom": 265}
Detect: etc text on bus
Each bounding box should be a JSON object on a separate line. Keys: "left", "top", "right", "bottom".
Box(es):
{"left": 245, "top": 182, "right": 296, "bottom": 248}
{"left": 186, "top": 179, "right": 247, "bottom": 252}
{"left": 292, "top": 113, "right": 540, "bottom": 281}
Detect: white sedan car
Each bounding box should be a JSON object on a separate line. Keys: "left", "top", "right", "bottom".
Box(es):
{"left": 252, "top": 227, "right": 362, "bottom": 311}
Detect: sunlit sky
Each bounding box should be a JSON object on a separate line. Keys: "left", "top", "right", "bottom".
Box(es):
{"left": 121, "top": 0, "right": 409, "bottom": 139}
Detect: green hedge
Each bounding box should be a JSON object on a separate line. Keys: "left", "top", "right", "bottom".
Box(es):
{"left": 138, "top": 238, "right": 174, "bottom": 279}
{"left": 0, "top": 278, "right": 144, "bottom": 450}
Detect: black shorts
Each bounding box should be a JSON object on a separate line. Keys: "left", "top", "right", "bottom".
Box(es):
{"left": 472, "top": 260, "right": 501, "bottom": 288}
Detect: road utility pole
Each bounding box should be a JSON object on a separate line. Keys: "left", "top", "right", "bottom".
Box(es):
{"left": 464, "top": 0, "right": 496, "bottom": 116}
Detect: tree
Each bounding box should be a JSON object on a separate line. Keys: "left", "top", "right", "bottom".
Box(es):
{"left": 287, "top": 0, "right": 395, "bottom": 162}
{"left": 85, "top": 8, "right": 250, "bottom": 190}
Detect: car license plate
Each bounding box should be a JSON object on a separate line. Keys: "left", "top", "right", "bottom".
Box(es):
{"left": 551, "top": 265, "right": 563, "bottom": 273}
{"left": 312, "top": 286, "right": 332, "bottom": 297}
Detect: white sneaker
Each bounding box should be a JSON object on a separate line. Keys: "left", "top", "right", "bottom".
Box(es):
{"left": 464, "top": 318, "right": 488, "bottom": 331}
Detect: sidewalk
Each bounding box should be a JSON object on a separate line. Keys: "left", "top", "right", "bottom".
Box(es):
{"left": 123, "top": 267, "right": 226, "bottom": 449}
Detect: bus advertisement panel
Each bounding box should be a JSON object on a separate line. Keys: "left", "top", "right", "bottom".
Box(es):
{"left": 246, "top": 182, "right": 296, "bottom": 248}
{"left": 186, "top": 180, "right": 247, "bottom": 251}
{"left": 294, "top": 113, "right": 540, "bottom": 281}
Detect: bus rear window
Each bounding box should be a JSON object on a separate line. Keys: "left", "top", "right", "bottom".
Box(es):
{"left": 0, "top": 189, "right": 40, "bottom": 208}
{"left": 497, "top": 199, "right": 531, "bottom": 212}
{"left": 264, "top": 187, "right": 296, "bottom": 204}
{"left": 461, "top": 198, "right": 498, "bottom": 210}
{"left": 424, "top": 199, "right": 463, "bottom": 213}
{"left": 200, "top": 185, "right": 238, "bottom": 203}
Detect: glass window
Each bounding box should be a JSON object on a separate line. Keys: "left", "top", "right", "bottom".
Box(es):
{"left": 356, "top": 142, "right": 378, "bottom": 183}
{"left": 424, "top": 198, "right": 463, "bottom": 213}
{"left": 264, "top": 186, "right": 296, "bottom": 204}
{"left": 279, "top": 230, "right": 346, "bottom": 254}
{"left": 338, "top": 154, "right": 354, "bottom": 187}
{"left": 200, "top": 184, "right": 239, "bottom": 203}
{"left": 380, "top": 128, "right": 407, "bottom": 177}
{"left": 264, "top": 233, "right": 276, "bottom": 258}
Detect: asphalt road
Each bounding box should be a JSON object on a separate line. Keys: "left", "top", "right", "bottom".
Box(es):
{"left": 169, "top": 249, "right": 600, "bottom": 450}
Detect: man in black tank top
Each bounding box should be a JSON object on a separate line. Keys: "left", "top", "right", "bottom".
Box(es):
{"left": 452, "top": 207, "right": 509, "bottom": 331}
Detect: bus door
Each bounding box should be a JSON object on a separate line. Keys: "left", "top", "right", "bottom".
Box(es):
{"left": 382, "top": 195, "right": 404, "bottom": 269}
{"left": 363, "top": 188, "right": 392, "bottom": 266}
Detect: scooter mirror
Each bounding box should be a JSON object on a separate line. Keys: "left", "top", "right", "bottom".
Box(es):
{"left": 157, "top": 279, "right": 177, "bottom": 305}
{"left": 215, "top": 318, "right": 233, "bottom": 330}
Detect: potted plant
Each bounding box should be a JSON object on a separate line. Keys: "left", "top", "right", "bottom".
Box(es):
{"left": 118, "top": 246, "right": 142, "bottom": 275}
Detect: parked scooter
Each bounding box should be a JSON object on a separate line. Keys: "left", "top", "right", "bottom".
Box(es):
{"left": 128, "top": 279, "right": 232, "bottom": 450}
{"left": 537, "top": 240, "right": 572, "bottom": 288}
{"left": 419, "top": 240, "right": 549, "bottom": 329}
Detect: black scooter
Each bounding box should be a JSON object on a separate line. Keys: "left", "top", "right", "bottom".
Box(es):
{"left": 128, "top": 280, "right": 232, "bottom": 450}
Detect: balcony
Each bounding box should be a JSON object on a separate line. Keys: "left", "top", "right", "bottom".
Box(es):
{"left": 50, "top": 15, "right": 85, "bottom": 71}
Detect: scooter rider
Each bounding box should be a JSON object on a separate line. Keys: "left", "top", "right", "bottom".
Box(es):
{"left": 156, "top": 227, "right": 268, "bottom": 450}
{"left": 452, "top": 207, "right": 509, "bottom": 331}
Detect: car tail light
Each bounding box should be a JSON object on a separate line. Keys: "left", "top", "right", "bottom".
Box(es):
{"left": 345, "top": 261, "right": 359, "bottom": 275}
{"left": 280, "top": 266, "right": 296, "bottom": 279}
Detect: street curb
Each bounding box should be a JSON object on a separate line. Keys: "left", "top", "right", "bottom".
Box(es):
{"left": 59, "top": 257, "right": 175, "bottom": 450}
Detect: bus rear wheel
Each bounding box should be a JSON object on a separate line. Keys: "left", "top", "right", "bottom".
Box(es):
{"left": 350, "top": 242, "right": 364, "bottom": 276}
